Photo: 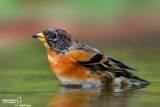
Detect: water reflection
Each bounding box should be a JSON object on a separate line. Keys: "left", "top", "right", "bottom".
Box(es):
{"left": 48, "top": 84, "right": 148, "bottom": 107}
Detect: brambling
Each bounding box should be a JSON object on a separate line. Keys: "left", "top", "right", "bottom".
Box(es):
{"left": 32, "top": 28, "right": 149, "bottom": 87}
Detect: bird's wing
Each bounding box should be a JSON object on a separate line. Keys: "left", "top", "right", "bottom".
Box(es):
{"left": 70, "top": 50, "right": 149, "bottom": 82}
{"left": 70, "top": 50, "right": 137, "bottom": 72}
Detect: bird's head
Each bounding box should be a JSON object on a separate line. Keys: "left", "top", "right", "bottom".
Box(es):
{"left": 32, "top": 28, "right": 74, "bottom": 52}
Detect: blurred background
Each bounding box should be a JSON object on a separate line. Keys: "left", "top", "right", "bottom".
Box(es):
{"left": 0, "top": 0, "right": 160, "bottom": 107}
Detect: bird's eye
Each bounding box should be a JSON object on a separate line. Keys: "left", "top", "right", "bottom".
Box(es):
{"left": 53, "top": 34, "right": 57, "bottom": 38}
{"left": 50, "top": 34, "right": 57, "bottom": 39}
{"left": 49, "top": 33, "right": 59, "bottom": 41}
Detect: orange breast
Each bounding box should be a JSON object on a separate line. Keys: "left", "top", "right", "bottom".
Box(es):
{"left": 44, "top": 43, "right": 101, "bottom": 81}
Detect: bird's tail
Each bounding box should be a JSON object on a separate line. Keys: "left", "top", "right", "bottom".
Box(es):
{"left": 114, "top": 70, "right": 150, "bottom": 86}
{"left": 130, "top": 74, "right": 150, "bottom": 86}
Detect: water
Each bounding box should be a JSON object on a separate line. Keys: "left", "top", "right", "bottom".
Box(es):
{"left": 0, "top": 42, "right": 160, "bottom": 107}
{"left": 0, "top": 72, "right": 159, "bottom": 107}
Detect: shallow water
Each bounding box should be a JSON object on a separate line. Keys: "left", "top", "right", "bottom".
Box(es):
{"left": 0, "top": 73, "right": 159, "bottom": 107}
{"left": 0, "top": 43, "right": 160, "bottom": 107}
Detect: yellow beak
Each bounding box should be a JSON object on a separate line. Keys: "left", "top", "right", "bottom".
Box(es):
{"left": 32, "top": 33, "right": 47, "bottom": 42}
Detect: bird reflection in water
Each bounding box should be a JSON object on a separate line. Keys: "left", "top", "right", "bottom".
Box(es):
{"left": 48, "top": 84, "right": 148, "bottom": 107}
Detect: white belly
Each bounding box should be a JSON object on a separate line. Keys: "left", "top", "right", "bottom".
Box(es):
{"left": 57, "top": 76, "right": 103, "bottom": 88}
{"left": 57, "top": 76, "right": 133, "bottom": 88}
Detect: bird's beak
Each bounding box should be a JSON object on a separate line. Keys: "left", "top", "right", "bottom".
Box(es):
{"left": 32, "top": 33, "right": 47, "bottom": 42}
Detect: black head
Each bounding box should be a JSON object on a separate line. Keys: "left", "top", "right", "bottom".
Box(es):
{"left": 32, "top": 28, "right": 74, "bottom": 54}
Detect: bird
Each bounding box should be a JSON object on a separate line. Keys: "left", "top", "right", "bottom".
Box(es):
{"left": 32, "top": 28, "right": 149, "bottom": 88}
